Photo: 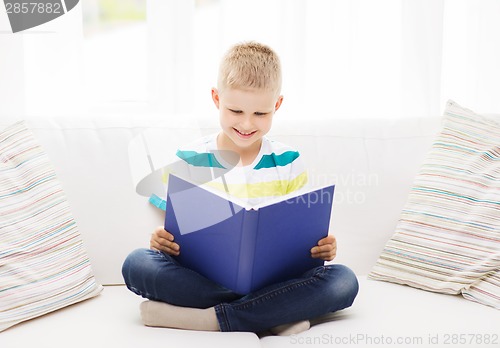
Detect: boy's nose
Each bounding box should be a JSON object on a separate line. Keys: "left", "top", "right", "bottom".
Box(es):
{"left": 240, "top": 115, "right": 253, "bottom": 130}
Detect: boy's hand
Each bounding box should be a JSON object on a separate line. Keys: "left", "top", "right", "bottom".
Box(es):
{"left": 311, "top": 235, "right": 337, "bottom": 261}
{"left": 150, "top": 226, "right": 180, "bottom": 256}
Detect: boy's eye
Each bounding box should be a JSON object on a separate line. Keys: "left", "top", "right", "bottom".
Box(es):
{"left": 254, "top": 112, "right": 268, "bottom": 116}
{"left": 229, "top": 109, "right": 243, "bottom": 114}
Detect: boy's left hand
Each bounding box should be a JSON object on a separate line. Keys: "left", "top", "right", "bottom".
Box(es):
{"left": 311, "top": 235, "right": 337, "bottom": 261}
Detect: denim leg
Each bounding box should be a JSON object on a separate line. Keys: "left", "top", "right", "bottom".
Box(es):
{"left": 215, "top": 264, "right": 359, "bottom": 332}
{"left": 121, "top": 248, "right": 241, "bottom": 308}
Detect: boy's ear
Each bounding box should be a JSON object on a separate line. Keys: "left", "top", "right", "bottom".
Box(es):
{"left": 274, "top": 95, "right": 284, "bottom": 112}
{"left": 211, "top": 88, "right": 220, "bottom": 109}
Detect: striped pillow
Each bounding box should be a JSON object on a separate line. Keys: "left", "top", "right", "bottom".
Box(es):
{"left": 369, "top": 100, "right": 500, "bottom": 309}
{"left": 463, "top": 270, "right": 500, "bottom": 309}
{"left": 0, "top": 122, "right": 103, "bottom": 332}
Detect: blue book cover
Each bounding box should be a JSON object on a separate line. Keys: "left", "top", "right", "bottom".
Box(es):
{"left": 165, "top": 173, "right": 335, "bottom": 294}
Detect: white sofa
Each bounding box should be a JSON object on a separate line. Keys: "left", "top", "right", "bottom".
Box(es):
{"left": 1, "top": 115, "right": 498, "bottom": 348}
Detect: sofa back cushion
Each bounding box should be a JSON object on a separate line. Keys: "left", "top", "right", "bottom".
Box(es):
{"left": 0, "top": 116, "right": 442, "bottom": 284}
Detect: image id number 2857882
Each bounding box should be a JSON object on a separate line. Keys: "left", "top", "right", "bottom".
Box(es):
{"left": 5, "top": 2, "right": 62, "bottom": 14}
{"left": 442, "top": 333, "right": 498, "bottom": 346}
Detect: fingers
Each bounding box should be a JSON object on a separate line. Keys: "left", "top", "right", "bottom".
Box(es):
{"left": 311, "top": 235, "right": 337, "bottom": 261}
{"left": 318, "top": 235, "right": 336, "bottom": 246}
{"left": 150, "top": 238, "right": 180, "bottom": 256}
{"left": 310, "top": 244, "right": 337, "bottom": 261}
{"left": 150, "top": 226, "right": 180, "bottom": 256}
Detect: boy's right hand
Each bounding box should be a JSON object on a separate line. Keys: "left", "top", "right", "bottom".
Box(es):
{"left": 150, "top": 226, "right": 180, "bottom": 256}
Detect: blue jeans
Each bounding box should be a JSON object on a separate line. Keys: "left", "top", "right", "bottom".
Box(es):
{"left": 122, "top": 248, "right": 358, "bottom": 333}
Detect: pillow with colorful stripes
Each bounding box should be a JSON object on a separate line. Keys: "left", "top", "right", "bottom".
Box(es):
{"left": 369, "top": 100, "right": 500, "bottom": 309}
{"left": 463, "top": 270, "right": 500, "bottom": 309}
{"left": 0, "top": 121, "right": 103, "bottom": 332}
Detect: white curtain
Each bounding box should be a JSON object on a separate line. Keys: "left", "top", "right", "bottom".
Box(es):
{"left": 1, "top": 0, "right": 500, "bottom": 120}
{"left": 0, "top": 3, "right": 83, "bottom": 118}
{"left": 184, "top": 0, "right": 500, "bottom": 119}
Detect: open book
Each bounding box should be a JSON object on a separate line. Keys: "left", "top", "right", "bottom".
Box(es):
{"left": 165, "top": 174, "right": 335, "bottom": 294}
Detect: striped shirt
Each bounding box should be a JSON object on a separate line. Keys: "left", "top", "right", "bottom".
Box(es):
{"left": 150, "top": 133, "right": 308, "bottom": 209}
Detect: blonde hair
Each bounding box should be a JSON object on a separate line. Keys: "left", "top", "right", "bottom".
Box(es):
{"left": 217, "top": 41, "right": 282, "bottom": 96}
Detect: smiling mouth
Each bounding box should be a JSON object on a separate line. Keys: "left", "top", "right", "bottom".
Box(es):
{"left": 234, "top": 128, "right": 257, "bottom": 138}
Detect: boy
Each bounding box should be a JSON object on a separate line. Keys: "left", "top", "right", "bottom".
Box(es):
{"left": 122, "top": 42, "right": 358, "bottom": 335}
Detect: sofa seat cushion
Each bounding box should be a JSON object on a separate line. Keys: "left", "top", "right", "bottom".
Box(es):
{"left": 261, "top": 276, "right": 498, "bottom": 348}
{"left": 0, "top": 285, "right": 260, "bottom": 348}
{"left": 2, "top": 278, "right": 497, "bottom": 348}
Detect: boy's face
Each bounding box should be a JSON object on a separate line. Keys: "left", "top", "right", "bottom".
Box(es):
{"left": 212, "top": 87, "right": 283, "bottom": 154}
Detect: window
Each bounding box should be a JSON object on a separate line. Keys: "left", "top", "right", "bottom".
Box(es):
{"left": 82, "top": 0, "right": 148, "bottom": 114}
{"left": 5, "top": 0, "right": 497, "bottom": 120}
